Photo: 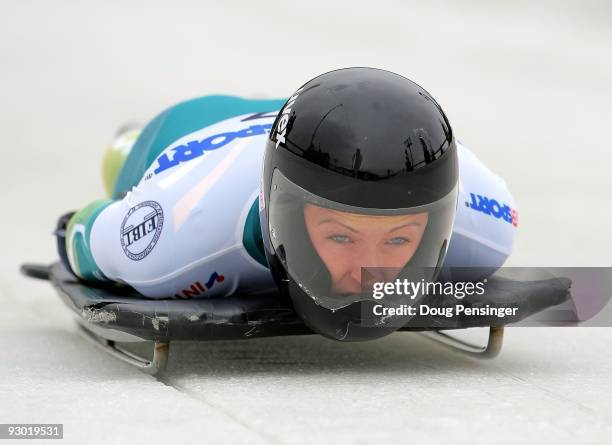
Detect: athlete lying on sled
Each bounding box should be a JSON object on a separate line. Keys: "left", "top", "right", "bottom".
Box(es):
{"left": 60, "top": 68, "right": 528, "bottom": 341}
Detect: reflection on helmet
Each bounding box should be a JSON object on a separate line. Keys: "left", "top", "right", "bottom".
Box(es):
{"left": 261, "top": 67, "right": 459, "bottom": 341}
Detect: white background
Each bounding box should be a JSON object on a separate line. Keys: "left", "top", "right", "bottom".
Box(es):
{"left": 1, "top": 1, "right": 611, "bottom": 444}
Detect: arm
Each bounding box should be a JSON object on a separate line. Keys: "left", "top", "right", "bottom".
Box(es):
{"left": 443, "top": 142, "right": 519, "bottom": 273}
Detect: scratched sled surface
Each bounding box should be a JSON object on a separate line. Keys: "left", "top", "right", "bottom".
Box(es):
{"left": 47, "top": 262, "right": 311, "bottom": 341}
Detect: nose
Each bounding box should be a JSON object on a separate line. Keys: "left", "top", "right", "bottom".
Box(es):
{"left": 349, "top": 245, "right": 382, "bottom": 286}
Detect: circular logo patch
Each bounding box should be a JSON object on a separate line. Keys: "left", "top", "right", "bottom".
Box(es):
{"left": 120, "top": 201, "right": 164, "bottom": 261}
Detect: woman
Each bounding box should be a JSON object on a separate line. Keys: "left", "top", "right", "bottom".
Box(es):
{"left": 61, "top": 68, "right": 517, "bottom": 325}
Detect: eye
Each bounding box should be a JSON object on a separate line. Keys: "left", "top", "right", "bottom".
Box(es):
{"left": 328, "top": 234, "right": 352, "bottom": 244}
{"left": 386, "top": 237, "right": 409, "bottom": 246}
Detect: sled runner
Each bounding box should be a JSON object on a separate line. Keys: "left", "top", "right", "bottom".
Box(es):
{"left": 20, "top": 262, "right": 571, "bottom": 375}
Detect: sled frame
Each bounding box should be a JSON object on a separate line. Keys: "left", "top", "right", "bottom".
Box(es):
{"left": 77, "top": 322, "right": 169, "bottom": 375}
{"left": 20, "top": 262, "right": 505, "bottom": 373}
{"left": 74, "top": 326, "right": 504, "bottom": 376}
{"left": 423, "top": 326, "right": 504, "bottom": 358}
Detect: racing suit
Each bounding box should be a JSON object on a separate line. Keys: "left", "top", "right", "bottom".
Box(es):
{"left": 65, "top": 95, "right": 518, "bottom": 299}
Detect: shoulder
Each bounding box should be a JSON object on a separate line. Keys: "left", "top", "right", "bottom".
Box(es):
{"left": 145, "top": 100, "right": 283, "bottom": 178}
{"left": 144, "top": 94, "right": 287, "bottom": 136}
{"left": 137, "top": 95, "right": 285, "bottom": 161}
{"left": 154, "top": 95, "right": 287, "bottom": 130}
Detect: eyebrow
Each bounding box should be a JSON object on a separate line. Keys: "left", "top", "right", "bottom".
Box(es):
{"left": 389, "top": 222, "right": 423, "bottom": 232}
{"left": 317, "top": 219, "right": 422, "bottom": 233}
{"left": 318, "top": 219, "right": 358, "bottom": 233}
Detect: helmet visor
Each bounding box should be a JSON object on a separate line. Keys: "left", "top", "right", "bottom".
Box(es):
{"left": 267, "top": 168, "right": 458, "bottom": 311}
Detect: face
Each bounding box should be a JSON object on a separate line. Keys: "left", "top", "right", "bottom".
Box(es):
{"left": 303, "top": 204, "right": 428, "bottom": 294}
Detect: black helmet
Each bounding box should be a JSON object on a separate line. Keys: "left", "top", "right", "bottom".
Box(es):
{"left": 260, "top": 67, "right": 458, "bottom": 341}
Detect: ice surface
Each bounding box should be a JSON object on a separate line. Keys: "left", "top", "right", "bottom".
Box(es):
{"left": 1, "top": 0, "right": 611, "bottom": 443}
